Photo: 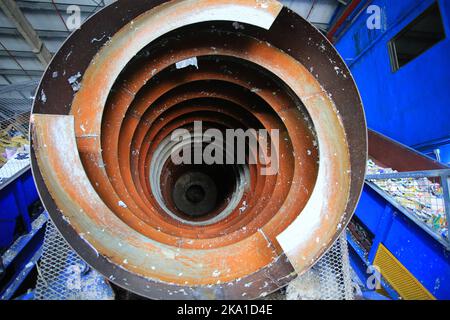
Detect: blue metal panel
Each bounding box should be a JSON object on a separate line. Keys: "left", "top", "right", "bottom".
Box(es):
{"left": 347, "top": 230, "right": 400, "bottom": 300}
{"left": 0, "top": 212, "right": 47, "bottom": 300}
{"left": 0, "top": 187, "right": 21, "bottom": 249}
{"left": 352, "top": 183, "right": 450, "bottom": 299}
{"left": 0, "top": 168, "right": 40, "bottom": 251}
{"left": 0, "top": 167, "right": 46, "bottom": 300}
{"left": 354, "top": 185, "right": 386, "bottom": 234}
{"left": 21, "top": 173, "right": 39, "bottom": 210}
{"left": 335, "top": 0, "right": 450, "bottom": 147}
{"left": 383, "top": 209, "right": 450, "bottom": 299}
{"left": 337, "top": 0, "right": 450, "bottom": 298}
{"left": 437, "top": 144, "right": 450, "bottom": 165}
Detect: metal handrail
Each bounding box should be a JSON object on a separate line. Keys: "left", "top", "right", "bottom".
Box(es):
{"left": 366, "top": 169, "right": 450, "bottom": 249}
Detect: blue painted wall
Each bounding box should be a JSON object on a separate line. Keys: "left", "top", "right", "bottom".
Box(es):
{"left": 352, "top": 184, "right": 450, "bottom": 299}
{"left": 335, "top": 0, "right": 450, "bottom": 147}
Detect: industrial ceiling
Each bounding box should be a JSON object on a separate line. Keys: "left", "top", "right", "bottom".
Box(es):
{"left": 0, "top": 0, "right": 348, "bottom": 86}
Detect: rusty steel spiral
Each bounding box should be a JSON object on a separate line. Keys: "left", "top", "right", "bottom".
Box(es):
{"left": 30, "top": 0, "right": 367, "bottom": 299}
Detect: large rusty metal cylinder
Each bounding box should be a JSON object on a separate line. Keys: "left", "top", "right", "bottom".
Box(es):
{"left": 30, "top": 0, "right": 367, "bottom": 299}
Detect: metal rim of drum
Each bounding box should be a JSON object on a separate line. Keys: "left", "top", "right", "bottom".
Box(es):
{"left": 30, "top": 0, "right": 367, "bottom": 299}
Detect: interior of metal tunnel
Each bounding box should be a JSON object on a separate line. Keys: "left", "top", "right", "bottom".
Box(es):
{"left": 30, "top": 0, "right": 367, "bottom": 300}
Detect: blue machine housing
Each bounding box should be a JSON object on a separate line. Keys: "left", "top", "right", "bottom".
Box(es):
{"left": 333, "top": 0, "right": 450, "bottom": 299}
{"left": 347, "top": 130, "right": 450, "bottom": 299}
{"left": 335, "top": 0, "right": 450, "bottom": 150}
{"left": 351, "top": 184, "right": 450, "bottom": 299}
{"left": 0, "top": 168, "right": 41, "bottom": 251}
{"left": 0, "top": 168, "right": 46, "bottom": 300}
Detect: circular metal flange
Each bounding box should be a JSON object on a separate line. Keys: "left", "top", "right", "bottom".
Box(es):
{"left": 30, "top": 0, "right": 367, "bottom": 299}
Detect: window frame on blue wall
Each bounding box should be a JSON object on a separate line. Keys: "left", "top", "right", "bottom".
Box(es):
{"left": 388, "top": 1, "right": 446, "bottom": 72}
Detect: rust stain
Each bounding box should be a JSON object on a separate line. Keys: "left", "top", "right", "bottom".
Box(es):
{"left": 30, "top": 0, "right": 366, "bottom": 299}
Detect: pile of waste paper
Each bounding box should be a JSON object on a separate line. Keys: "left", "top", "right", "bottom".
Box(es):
{"left": 0, "top": 125, "right": 30, "bottom": 183}
{"left": 367, "top": 159, "right": 448, "bottom": 240}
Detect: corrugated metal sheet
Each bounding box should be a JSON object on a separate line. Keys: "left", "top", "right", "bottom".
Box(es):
{"left": 0, "top": 0, "right": 345, "bottom": 85}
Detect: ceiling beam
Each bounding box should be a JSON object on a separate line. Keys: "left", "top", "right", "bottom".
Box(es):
{"left": 0, "top": 49, "right": 39, "bottom": 58}
{"left": 0, "top": 80, "right": 37, "bottom": 93}
{"left": 0, "top": 69, "right": 42, "bottom": 76}
{"left": 0, "top": 26, "right": 69, "bottom": 39}
{"left": 15, "top": 0, "right": 105, "bottom": 13}
{"left": 0, "top": 0, "right": 52, "bottom": 66}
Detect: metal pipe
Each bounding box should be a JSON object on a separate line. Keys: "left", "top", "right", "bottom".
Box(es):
{"left": 30, "top": 0, "right": 367, "bottom": 299}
